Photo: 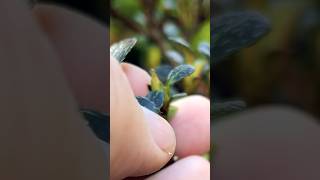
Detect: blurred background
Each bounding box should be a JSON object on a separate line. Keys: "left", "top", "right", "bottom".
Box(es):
{"left": 213, "top": 0, "right": 320, "bottom": 119}
{"left": 33, "top": 0, "right": 109, "bottom": 24}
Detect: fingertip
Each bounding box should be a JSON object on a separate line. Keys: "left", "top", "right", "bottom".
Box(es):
{"left": 170, "top": 95, "right": 210, "bottom": 157}
{"left": 147, "top": 156, "right": 210, "bottom": 180}
{"left": 121, "top": 63, "right": 151, "bottom": 96}
{"left": 142, "top": 107, "right": 176, "bottom": 156}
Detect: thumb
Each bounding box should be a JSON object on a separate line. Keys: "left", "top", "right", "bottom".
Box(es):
{"left": 110, "top": 57, "right": 176, "bottom": 179}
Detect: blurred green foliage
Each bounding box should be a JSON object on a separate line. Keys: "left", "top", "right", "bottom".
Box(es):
{"left": 213, "top": 0, "right": 320, "bottom": 118}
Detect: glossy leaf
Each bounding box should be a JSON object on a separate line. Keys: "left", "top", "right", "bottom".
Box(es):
{"left": 167, "top": 64, "right": 195, "bottom": 85}
{"left": 136, "top": 96, "right": 158, "bottom": 112}
{"left": 110, "top": 38, "right": 137, "bottom": 62}
{"left": 147, "top": 91, "right": 164, "bottom": 109}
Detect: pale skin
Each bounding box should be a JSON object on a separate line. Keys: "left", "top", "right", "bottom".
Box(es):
{"left": 0, "top": 1, "right": 210, "bottom": 180}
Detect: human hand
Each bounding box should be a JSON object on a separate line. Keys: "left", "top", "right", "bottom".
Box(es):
{"left": 34, "top": 3, "right": 211, "bottom": 180}
{"left": 110, "top": 56, "right": 210, "bottom": 179}
{"left": 34, "top": 3, "right": 209, "bottom": 179}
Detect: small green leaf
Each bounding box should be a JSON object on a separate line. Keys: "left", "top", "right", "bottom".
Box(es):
{"left": 136, "top": 96, "right": 158, "bottom": 113}
{"left": 171, "top": 92, "right": 187, "bottom": 100}
{"left": 167, "top": 64, "right": 195, "bottom": 85}
{"left": 150, "top": 69, "right": 164, "bottom": 91}
{"left": 110, "top": 38, "right": 137, "bottom": 62}
{"left": 147, "top": 91, "right": 164, "bottom": 109}
{"left": 167, "top": 105, "right": 178, "bottom": 120}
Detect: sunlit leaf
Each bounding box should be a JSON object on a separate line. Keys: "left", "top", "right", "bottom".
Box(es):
{"left": 110, "top": 38, "right": 137, "bottom": 62}
{"left": 150, "top": 69, "right": 164, "bottom": 91}
{"left": 167, "top": 105, "right": 178, "bottom": 120}
{"left": 146, "top": 46, "right": 161, "bottom": 68}
{"left": 198, "top": 42, "right": 210, "bottom": 58}
{"left": 192, "top": 20, "right": 210, "bottom": 49}
{"left": 163, "top": 22, "right": 181, "bottom": 37}
{"left": 165, "top": 50, "right": 184, "bottom": 64}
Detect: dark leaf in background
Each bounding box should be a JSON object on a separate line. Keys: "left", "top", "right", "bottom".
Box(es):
{"left": 81, "top": 109, "right": 109, "bottom": 143}
{"left": 147, "top": 91, "right": 164, "bottom": 109}
{"left": 211, "top": 100, "right": 247, "bottom": 120}
{"left": 212, "top": 11, "right": 271, "bottom": 63}
{"left": 167, "top": 64, "right": 195, "bottom": 85}
{"left": 136, "top": 96, "right": 158, "bottom": 113}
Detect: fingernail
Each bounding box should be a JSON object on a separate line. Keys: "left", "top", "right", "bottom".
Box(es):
{"left": 142, "top": 107, "right": 176, "bottom": 155}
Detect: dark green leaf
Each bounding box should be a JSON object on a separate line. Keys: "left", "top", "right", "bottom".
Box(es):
{"left": 80, "top": 109, "right": 109, "bottom": 143}
{"left": 167, "top": 64, "right": 195, "bottom": 85}
{"left": 212, "top": 12, "right": 271, "bottom": 63}
{"left": 211, "top": 100, "right": 247, "bottom": 119}
{"left": 136, "top": 96, "right": 158, "bottom": 113}
{"left": 167, "top": 105, "right": 178, "bottom": 120}
{"left": 155, "top": 65, "right": 173, "bottom": 83}
{"left": 147, "top": 91, "right": 164, "bottom": 109}
{"left": 110, "top": 38, "right": 137, "bottom": 62}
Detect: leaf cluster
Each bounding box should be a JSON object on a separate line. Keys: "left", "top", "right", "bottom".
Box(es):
{"left": 111, "top": 38, "right": 195, "bottom": 120}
